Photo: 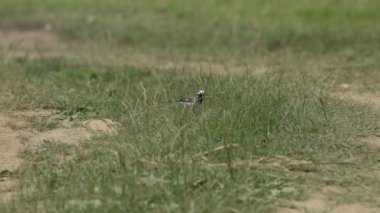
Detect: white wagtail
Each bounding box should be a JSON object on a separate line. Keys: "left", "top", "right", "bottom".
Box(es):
{"left": 178, "top": 90, "right": 205, "bottom": 106}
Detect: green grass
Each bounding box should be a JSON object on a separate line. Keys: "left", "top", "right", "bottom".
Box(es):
{"left": 1, "top": 0, "right": 379, "bottom": 91}
{"left": 0, "top": 59, "right": 379, "bottom": 212}
{"left": 0, "top": 0, "right": 380, "bottom": 212}
{"left": 1, "top": 0, "right": 379, "bottom": 56}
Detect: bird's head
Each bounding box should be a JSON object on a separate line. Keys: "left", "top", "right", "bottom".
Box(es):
{"left": 197, "top": 90, "right": 205, "bottom": 101}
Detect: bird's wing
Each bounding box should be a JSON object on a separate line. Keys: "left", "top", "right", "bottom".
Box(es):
{"left": 178, "top": 97, "right": 195, "bottom": 103}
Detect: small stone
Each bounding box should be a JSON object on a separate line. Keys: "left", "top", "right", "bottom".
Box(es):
{"left": 339, "top": 83, "right": 350, "bottom": 89}
{"left": 82, "top": 119, "right": 117, "bottom": 133}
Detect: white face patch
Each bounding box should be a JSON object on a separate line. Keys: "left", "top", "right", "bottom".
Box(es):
{"left": 198, "top": 90, "right": 205, "bottom": 94}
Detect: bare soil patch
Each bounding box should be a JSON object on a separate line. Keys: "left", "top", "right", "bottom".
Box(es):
{"left": 358, "top": 136, "right": 380, "bottom": 150}
{"left": 0, "top": 28, "right": 66, "bottom": 49}
{"left": 153, "top": 59, "right": 269, "bottom": 76}
{"left": 279, "top": 186, "right": 380, "bottom": 213}
{"left": 80, "top": 49, "right": 270, "bottom": 76}
{"left": 0, "top": 109, "right": 118, "bottom": 203}
{"left": 333, "top": 91, "right": 380, "bottom": 109}
{"left": 0, "top": 28, "right": 67, "bottom": 60}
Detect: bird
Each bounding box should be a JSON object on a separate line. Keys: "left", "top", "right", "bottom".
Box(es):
{"left": 178, "top": 89, "right": 205, "bottom": 106}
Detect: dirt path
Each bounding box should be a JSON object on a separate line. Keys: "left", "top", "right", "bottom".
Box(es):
{"left": 0, "top": 109, "right": 118, "bottom": 203}
{"left": 0, "top": 28, "right": 269, "bottom": 76}
{"left": 333, "top": 91, "right": 380, "bottom": 109}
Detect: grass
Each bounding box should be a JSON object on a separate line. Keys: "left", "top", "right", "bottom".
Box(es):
{"left": 1, "top": 0, "right": 379, "bottom": 57}
{"left": 1, "top": 0, "right": 379, "bottom": 92}
{"left": 0, "top": 0, "right": 380, "bottom": 212}
{"left": 0, "top": 59, "right": 379, "bottom": 212}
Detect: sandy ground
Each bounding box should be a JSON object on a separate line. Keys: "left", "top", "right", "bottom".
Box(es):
{"left": 279, "top": 186, "right": 380, "bottom": 213}
{"left": 0, "top": 109, "right": 118, "bottom": 203}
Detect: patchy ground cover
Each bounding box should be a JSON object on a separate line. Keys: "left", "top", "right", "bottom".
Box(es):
{"left": 0, "top": 0, "right": 380, "bottom": 212}
{"left": 0, "top": 109, "right": 118, "bottom": 203}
